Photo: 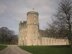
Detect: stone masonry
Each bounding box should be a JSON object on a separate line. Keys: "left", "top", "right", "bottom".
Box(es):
{"left": 18, "top": 10, "right": 69, "bottom": 46}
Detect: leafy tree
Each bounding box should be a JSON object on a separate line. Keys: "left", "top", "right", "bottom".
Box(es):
{"left": 0, "top": 27, "right": 18, "bottom": 44}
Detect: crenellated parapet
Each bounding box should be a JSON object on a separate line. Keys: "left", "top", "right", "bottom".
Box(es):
{"left": 19, "top": 21, "right": 27, "bottom": 30}
{"left": 27, "top": 11, "right": 39, "bottom": 16}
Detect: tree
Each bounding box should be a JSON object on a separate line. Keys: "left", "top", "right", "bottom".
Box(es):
{"left": 0, "top": 27, "right": 18, "bottom": 44}
{"left": 52, "top": 0, "right": 72, "bottom": 46}
{"left": 46, "top": 24, "right": 58, "bottom": 38}
{"left": 46, "top": 0, "right": 72, "bottom": 47}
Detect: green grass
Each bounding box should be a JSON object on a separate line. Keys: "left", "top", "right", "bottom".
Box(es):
{"left": 19, "top": 45, "right": 72, "bottom": 54}
{"left": 0, "top": 44, "right": 7, "bottom": 50}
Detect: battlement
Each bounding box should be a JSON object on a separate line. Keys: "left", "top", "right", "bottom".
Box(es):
{"left": 20, "top": 21, "right": 27, "bottom": 26}
{"left": 27, "top": 11, "right": 39, "bottom": 16}
{"left": 19, "top": 21, "right": 27, "bottom": 30}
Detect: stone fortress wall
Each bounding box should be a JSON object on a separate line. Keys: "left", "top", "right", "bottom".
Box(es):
{"left": 18, "top": 10, "right": 69, "bottom": 46}
{"left": 40, "top": 37, "right": 69, "bottom": 45}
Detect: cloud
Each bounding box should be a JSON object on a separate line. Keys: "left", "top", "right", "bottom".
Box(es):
{"left": 0, "top": 0, "right": 60, "bottom": 34}
{"left": 0, "top": 4, "right": 7, "bottom": 14}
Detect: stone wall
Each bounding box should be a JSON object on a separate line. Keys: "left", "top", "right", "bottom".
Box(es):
{"left": 40, "top": 37, "right": 69, "bottom": 45}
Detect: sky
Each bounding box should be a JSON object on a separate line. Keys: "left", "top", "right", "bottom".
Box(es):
{"left": 0, "top": 0, "right": 60, "bottom": 34}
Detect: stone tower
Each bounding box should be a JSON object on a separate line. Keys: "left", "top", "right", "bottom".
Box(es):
{"left": 26, "top": 10, "right": 40, "bottom": 45}
{"left": 18, "top": 10, "right": 40, "bottom": 46}
{"left": 18, "top": 21, "right": 27, "bottom": 45}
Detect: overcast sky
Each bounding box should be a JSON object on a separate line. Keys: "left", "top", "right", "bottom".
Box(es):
{"left": 0, "top": 0, "right": 60, "bottom": 34}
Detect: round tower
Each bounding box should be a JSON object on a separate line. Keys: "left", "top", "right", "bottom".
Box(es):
{"left": 27, "top": 10, "right": 39, "bottom": 45}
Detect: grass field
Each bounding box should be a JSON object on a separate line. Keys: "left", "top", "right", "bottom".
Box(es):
{"left": 20, "top": 45, "right": 72, "bottom": 54}
{"left": 0, "top": 45, "right": 7, "bottom": 50}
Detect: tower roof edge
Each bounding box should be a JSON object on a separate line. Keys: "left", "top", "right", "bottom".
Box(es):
{"left": 27, "top": 11, "right": 39, "bottom": 15}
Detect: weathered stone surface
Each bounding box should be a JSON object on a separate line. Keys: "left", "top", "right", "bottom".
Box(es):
{"left": 18, "top": 10, "right": 69, "bottom": 46}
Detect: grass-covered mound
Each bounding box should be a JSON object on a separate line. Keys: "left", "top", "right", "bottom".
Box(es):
{"left": 0, "top": 45, "right": 7, "bottom": 50}
{"left": 20, "top": 45, "right": 72, "bottom": 54}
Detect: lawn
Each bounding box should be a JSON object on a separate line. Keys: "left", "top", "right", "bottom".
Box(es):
{"left": 19, "top": 45, "right": 72, "bottom": 54}
{"left": 0, "top": 44, "right": 7, "bottom": 50}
